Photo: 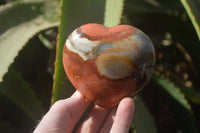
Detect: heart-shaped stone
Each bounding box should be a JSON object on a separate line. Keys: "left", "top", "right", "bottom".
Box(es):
{"left": 63, "top": 23, "right": 155, "bottom": 108}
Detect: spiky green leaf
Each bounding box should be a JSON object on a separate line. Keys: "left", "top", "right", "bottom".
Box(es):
{"left": 180, "top": 85, "right": 200, "bottom": 105}
{"left": 0, "top": 0, "right": 59, "bottom": 82}
{"left": 0, "top": 65, "right": 44, "bottom": 122}
{"left": 181, "top": 0, "right": 200, "bottom": 41}
{"left": 152, "top": 74, "right": 198, "bottom": 133}
{"left": 104, "top": 0, "right": 125, "bottom": 27}
{"left": 152, "top": 74, "right": 191, "bottom": 111}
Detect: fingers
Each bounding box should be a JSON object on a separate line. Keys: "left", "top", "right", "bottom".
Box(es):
{"left": 99, "top": 107, "right": 117, "bottom": 133}
{"left": 34, "top": 92, "right": 135, "bottom": 133}
{"left": 110, "top": 97, "right": 135, "bottom": 133}
{"left": 76, "top": 105, "right": 111, "bottom": 133}
{"left": 33, "top": 91, "right": 90, "bottom": 133}
{"left": 76, "top": 97, "right": 134, "bottom": 133}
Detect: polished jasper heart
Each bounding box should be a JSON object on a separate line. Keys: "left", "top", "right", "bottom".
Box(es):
{"left": 63, "top": 23, "right": 155, "bottom": 108}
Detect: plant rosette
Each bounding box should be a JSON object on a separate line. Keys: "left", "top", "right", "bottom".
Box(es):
{"left": 63, "top": 23, "right": 155, "bottom": 108}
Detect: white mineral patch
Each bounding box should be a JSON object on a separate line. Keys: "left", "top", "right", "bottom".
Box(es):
{"left": 66, "top": 30, "right": 100, "bottom": 61}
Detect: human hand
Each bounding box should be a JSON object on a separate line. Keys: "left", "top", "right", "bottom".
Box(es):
{"left": 33, "top": 91, "right": 135, "bottom": 133}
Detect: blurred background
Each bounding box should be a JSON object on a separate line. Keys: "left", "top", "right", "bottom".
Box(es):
{"left": 0, "top": 0, "right": 200, "bottom": 132}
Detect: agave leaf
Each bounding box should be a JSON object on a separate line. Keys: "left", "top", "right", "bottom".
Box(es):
{"left": 181, "top": 0, "right": 200, "bottom": 41}
{"left": 170, "top": 78, "right": 200, "bottom": 105}
{"left": 0, "top": 90, "right": 36, "bottom": 132}
{"left": 13, "top": 36, "right": 55, "bottom": 111}
{"left": 52, "top": 0, "right": 105, "bottom": 103}
{"left": 38, "top": 33, "right": 55, "bottom": 49}
{"left": 104, "top": 0, "right": 125, "bottom": 27}
{"left": 125, "top": 0, "right": 186, "bottom": 17}
{"left": 0, "top": 0, "right": 59, "bottom": 82}
{"left": 132, "top": 95, "right": 158, "bottom": 133}
{"left": 0, "top": 65, "right": 44, "bottom": 122}
{"left": 180, "top": 85, "right": 200, "bottom": 105}
{"left": 152, "top": 74, "right": 191, "bottom": 111}
{"left": 152, "top": 74, "right": 198, "bottom": 133}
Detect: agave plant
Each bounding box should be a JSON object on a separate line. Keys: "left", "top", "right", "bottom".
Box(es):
{"left": 0, "top": 0, "right": 200, "bottom": 132}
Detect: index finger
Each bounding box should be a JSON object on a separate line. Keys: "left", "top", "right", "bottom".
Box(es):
{"left": 34, "top": 91, "right": 90, "bottom": 133}
{"left": 110, "top": 97, "right": 135, "bottom": 133}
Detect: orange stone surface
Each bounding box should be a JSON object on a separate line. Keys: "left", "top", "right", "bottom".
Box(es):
{"left": 63, "top": 23, "right": 155, "bottom": 108}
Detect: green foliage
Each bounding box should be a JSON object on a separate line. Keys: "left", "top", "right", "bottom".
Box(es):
{"left": 0, "top": 0, "right": 200, "bottom": 132}
{"left": 132, "top": 96, "right": 157, "bottom": 133}
{"left": 181, "top": 0, "right": 200, "bottom": 41}
{"left": 0, "top": 65, "right": 44, "bottom": 122}
{"left": 104, "top": 0, "right": 125, "bottom": 27}
{"left": 152, "top": 74, "right": 198, "bottom": 133}
{"left": 152, "top": 74, "right": 191, "bottom": 111}
{"left": 179, "top": 84, "right": 200, "bottom": 105}
{"left": 0, "top": 0, "right": 59, "bottom": 82}
{"left": 0, "top": 0, "right": 59, "bottom": 132}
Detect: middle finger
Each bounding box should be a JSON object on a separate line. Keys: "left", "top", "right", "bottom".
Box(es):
{"left": 75, "top": 104, "right": 111, "bottom": 133}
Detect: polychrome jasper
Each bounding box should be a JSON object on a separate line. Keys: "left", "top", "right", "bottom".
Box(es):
{"left": 63, "top": 23, "right": 155, "bottom": 108}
